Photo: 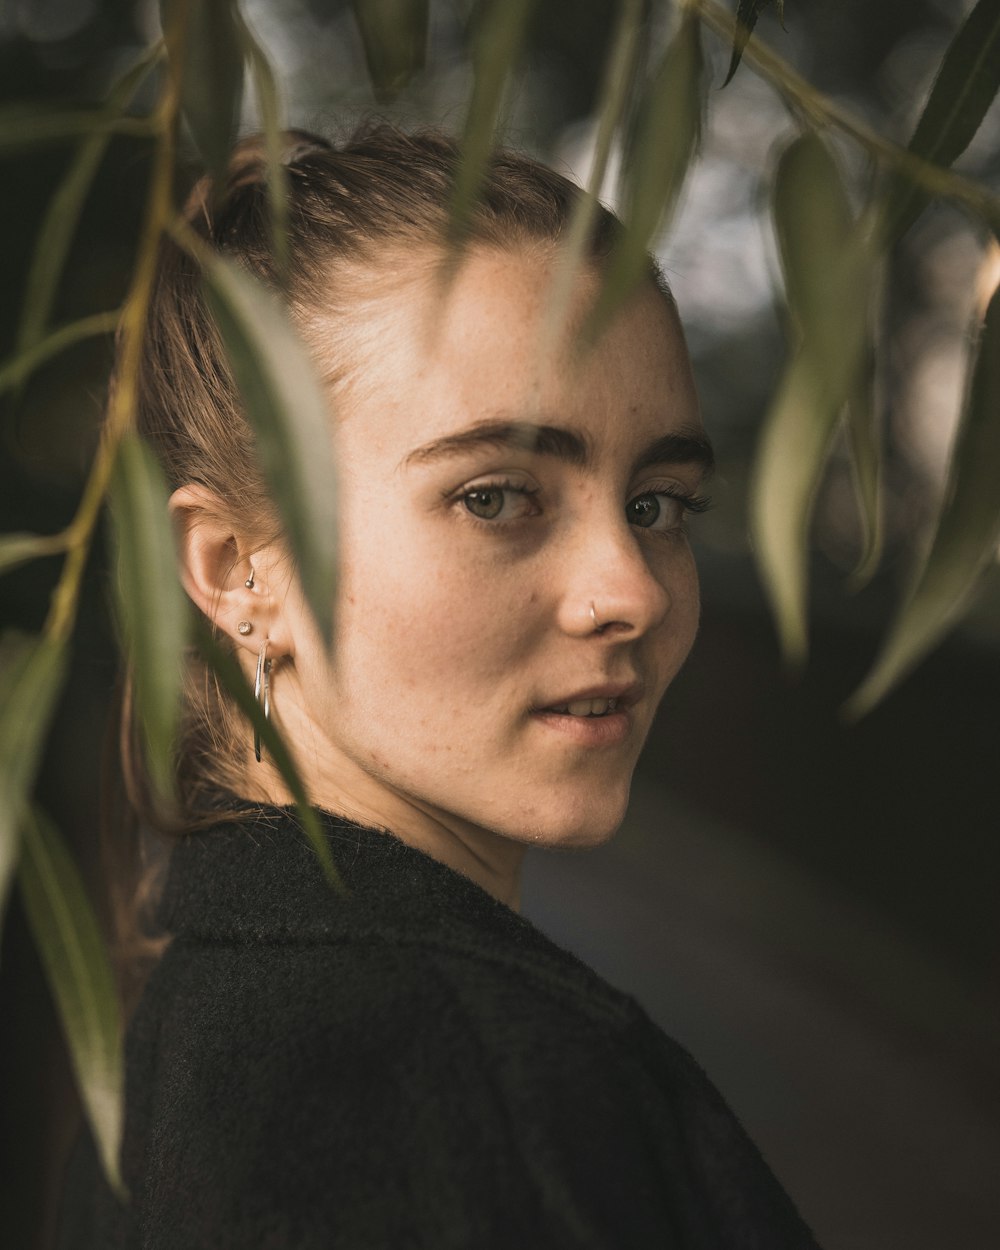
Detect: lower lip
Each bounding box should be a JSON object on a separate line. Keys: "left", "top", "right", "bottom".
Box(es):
{"left": 530, "top": 708, "right": 632, "bottom": 747}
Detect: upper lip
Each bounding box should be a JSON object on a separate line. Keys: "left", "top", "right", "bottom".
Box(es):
{"left": 536, "top": 681, "right": 645, "bottom": 711}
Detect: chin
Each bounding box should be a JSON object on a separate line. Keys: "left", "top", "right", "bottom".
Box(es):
{"left": 510, "top": 786, "right": 632, "bottom": 850}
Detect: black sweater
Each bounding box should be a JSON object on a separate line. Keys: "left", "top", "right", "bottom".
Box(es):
{"left": 58, "top": 806, "right": 820, "bottom": 1249}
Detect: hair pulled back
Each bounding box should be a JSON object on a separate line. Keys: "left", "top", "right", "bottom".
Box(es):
{"left": 133, "top": 122, "right": 632, "bottom": 819}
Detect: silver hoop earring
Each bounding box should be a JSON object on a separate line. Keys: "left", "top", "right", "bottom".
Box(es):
{"left": 245, "top": 567, "right": 255, "bottom": 589}
{"left": 254, "top": 639, "right": 272, "bottom": 763}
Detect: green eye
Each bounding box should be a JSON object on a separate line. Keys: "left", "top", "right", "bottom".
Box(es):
{"left": 463, "top": 488, "right": 505, "bottom": 519}
{"left": 626, "top": 494, "right": 661, "bottom": 527}
{"left": 627, "top": 492, "right": 684, "bottom": 530}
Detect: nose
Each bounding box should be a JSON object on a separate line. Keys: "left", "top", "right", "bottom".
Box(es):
{"left": 556, "top": 506, "right": 675, "bottom": 640}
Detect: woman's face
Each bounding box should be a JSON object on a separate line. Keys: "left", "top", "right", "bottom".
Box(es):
{"left": 274, "top": 247, "right": 709, "bottom": 858}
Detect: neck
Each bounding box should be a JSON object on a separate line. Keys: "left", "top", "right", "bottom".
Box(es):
{"left": 246, "top": 719, "right": 525, "bottom": 912}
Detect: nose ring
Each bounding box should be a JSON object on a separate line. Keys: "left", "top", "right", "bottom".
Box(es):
{"left": 590, "top": 602, "right": 602, "bottom": 630}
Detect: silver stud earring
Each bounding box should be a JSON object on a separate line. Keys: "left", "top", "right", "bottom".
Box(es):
{"left": 237, "top": 621, "right": 253, "bottom": 636}
{"left": 245, "top": 567, "right": 255, "bottom": 589}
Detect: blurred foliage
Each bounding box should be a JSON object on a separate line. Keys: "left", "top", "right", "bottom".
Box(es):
{"left": 0, "top": 0, "right": 998, "bottom": 1201}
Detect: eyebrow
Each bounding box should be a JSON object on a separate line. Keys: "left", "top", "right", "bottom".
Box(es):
{"left": 400, "top": 419, "right": 715, "bottom": 476}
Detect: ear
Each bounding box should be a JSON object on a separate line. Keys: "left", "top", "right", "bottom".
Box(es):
{"left": 169, "top": 485, "right": 295, "bottom": 658}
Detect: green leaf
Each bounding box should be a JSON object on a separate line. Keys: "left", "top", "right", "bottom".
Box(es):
{"left": 0, "top": 106, "right": 149, "bottom": 155}
{"left": 844, "top": 349, "right": 883, "bottom": 588}
{"left": 16, "top": 44, "right": 162, "bottom": 364}
{"left": 109, "top": 435, "right": 188, "bottom": 803}
{"left": 235, "top": 16, "right": 290, "bottom": 276}
{"left": 885, "top": 0, "right": 1000, "bottom": 241}
{"left": 846, "top": 281, "right": 1000, "bottom": 716}
{"left": 0, "top": 632, "right": 68, "bottom": 922}
{"left": 585, "top": 11, "right": 704, "bottom": 341}
{"left": 194, "top": 619, "right": 344, "bottom": 894}
{"left": 162, "top": 0, "right": 245, "bottom": 186}
{"left": 723, "top": 0, "right": 784, "bottom": 86}
{"left": 17, "top": 805, "right": 125, "bottom": 1196}
{"left": 200, "top": 254, "right": 339, "bottom": 643}
{"left": 544, "top": 0, "right": 645, "bottom": 344}
{"left": 0, "top": 533, "right": 64, "bottom": 578}
{"left": 751, "top": 132, "right": 874, "bottom": 663}
{"left": 350, "top": 0, "right": 429, "bottom": 101}
{"left": 0, "top": 311, "right": 120, "bottom": 396}
{"left": 451, "top": 0, "right": 535, "bottom": 240}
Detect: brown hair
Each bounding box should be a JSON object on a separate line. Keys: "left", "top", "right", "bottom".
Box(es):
{"left": 110, "top": 121, "right": 655, "bottom": 1002}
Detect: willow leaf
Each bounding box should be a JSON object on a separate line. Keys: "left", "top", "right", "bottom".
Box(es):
{"left": 586, "top": 12, "right": 704, "bottom": 342}
{"left": 109, "top": 435, "right": 188, "bottom": 803}
{"left": 0, "top": 533, "right": 64, "bottom": 578}
{"left": 17, "top": 44, "right": 161, "bottom": 362}
{"left": 885, "top": 0, "right": 1000, "bottom": 241}
{"left": 451, "top": 0, "right": 535, "bottom": 240}
{"left": 0, "top": 633, "right": 68, "bottom": 922}
{"left": 846, "top": 282, "right": 1000, "bottom": 716}
{"left": 751, "top": 132, "right": 873, "bottom": 662}
{"left": 0, "top": 107, "right": 147, "bottom": 154}
{"left": 350, "top": 0, "right": 429, "bottom": 101}
{"left": 0, "top": 311, "right": 120, "bottom": 397}
{"left": 18, "top": 805, "right": 124, "bottom": 1194}
{"left": 236, "top": 16, "right": 289, "bottom": 276}
{"left": 162, "top": 0, "right": 245, "bottom": 186}
{"left": 723, "top": 0, "right": 784, "bottom": 86}
{"left": 545, "top": 0, "right": 644, "bottom": 345}
{"left": 194, "top": 620, "right": 343, "bottom": 893}
{"left": 844, "top": 349, "right": 883, "bottom": 588}
{"left": 201, "top": 254, "right": 338, "bottom": 643}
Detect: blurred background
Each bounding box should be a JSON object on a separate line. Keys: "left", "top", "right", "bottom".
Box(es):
{"left": 1, "top": 1, "right": 998, "bottom": 1247}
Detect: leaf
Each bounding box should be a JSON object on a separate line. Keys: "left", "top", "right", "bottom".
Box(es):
{"left": 109, "top": 435, "right": 189, "bottom": 803}
{"left": 200, "top": 253, "right": 339, "bottom": 643}
{"left": 350, "top": 0, "right": 429, "bottom": 101}
{"left": 846, "top": 279, "right": 1000, "bottom": 716}
{"left": 885, "top": 0, "right": 1000, "bottom": 241}
{"left": 844, "top": 348, "right": 883, "bottom": 588}
{"left": 585, "top": 11, "right": 704, "bottom": 341}
{"left": 723, "top": 0, "right": 784, "bottom": 87}
{"left": 451, "top": 0, "right": 535, "bottom": 240}
{"left": 0, "top": 311, "right": 120, "bottom": 396}
{"left": 235, "top": 15, "right": 290, "bottom": 276}
{"left": 0, "top": 106, "right": 147, "bottom": 155}
{"left": 0, "top": 533, "right": 64, "bottom": 578}
{"left": 16, "top": 44, "right": 162, "bottom": 364}
{"left": 194, "top": 619, "right": 344, "bottom": 894}
{"left": 751, "top": 132, "right": 874, "bottom": 663}
{"left": 162, "top": 0, "right": 245, "bottom": 187}
{"left": 544, "top": 0, "right": 645, "bottom": 345}
{"left": 17, "top": 805, "right": 125, "bottom": 1196}
{"left": 0, "top": 633, "right": 68, "bottom": 923}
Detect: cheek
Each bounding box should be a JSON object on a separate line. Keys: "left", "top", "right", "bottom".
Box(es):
{"left": 331, "top": 524, "right": 539, "bottom": 706}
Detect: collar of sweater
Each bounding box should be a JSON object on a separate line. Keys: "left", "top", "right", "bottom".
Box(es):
{"left": 156, "top": 802, "right": 535, "bottom": 949}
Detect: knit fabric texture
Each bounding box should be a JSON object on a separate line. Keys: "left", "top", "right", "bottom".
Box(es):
{"left": 57, "top": 805, "right": 821, "bottom": 1249}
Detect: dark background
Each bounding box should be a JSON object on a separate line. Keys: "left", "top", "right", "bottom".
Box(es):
{"left": 2, "top": 2, "right": 998, "bottom": 1246}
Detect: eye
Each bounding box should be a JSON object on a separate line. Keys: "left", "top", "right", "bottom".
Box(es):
{"left": 626, "top": 489, "right": 711, "bottom": 532}
{"left": 459, "top": 480, "right": 540, "bottom": 523}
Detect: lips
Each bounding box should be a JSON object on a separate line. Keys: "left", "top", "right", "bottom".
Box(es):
{"left": 536, "top": 682, "right": 644, "bottom": 715}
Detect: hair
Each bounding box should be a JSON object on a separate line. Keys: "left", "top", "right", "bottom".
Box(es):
{"left": 108, "top": 121, "right": 664, "bottom": 1005}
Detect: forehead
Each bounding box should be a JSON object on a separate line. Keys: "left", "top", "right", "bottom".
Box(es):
{"left": 332, "top": 247, "right": 702, "bottom": 466}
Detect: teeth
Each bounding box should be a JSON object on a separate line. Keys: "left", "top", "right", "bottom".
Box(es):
{"left": 557, "top": 697, "right": 618, "bottom": 717}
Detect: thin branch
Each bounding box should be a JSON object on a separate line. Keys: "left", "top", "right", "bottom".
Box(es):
{"left": 689, "top": 0, "right": 1000, "bottom": 228}
{"left": 44, "top": 16, "right": 188, "bottom": 644}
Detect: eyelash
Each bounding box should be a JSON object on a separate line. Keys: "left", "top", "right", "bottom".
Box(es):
{"left": 450, "top": 478, "right": 713, "bottom": 534}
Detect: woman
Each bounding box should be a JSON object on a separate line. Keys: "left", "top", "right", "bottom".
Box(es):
{"left": 59, "top": 125, "right": 820, "bottom": 1248}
